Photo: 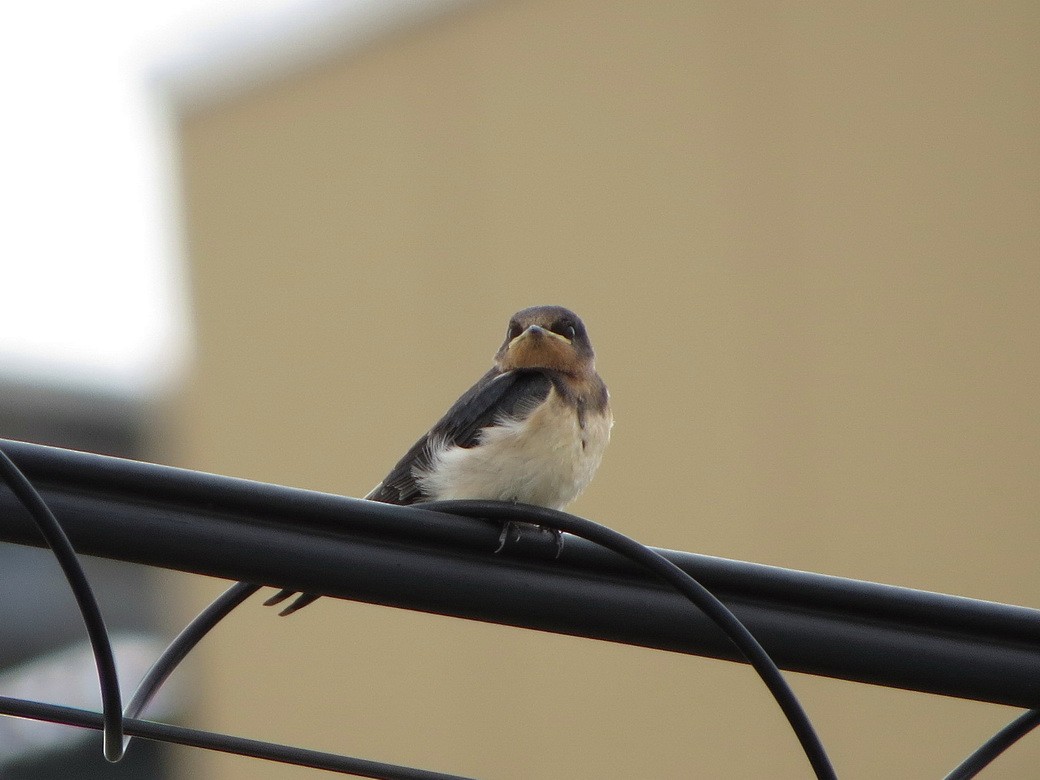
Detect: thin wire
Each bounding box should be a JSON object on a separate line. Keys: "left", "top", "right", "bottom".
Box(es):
{"left": 421, "top": 500, "right": 838, "bottom": 780}
{"left": 0, "top": 695, "right": 474, "bottom": 780}
{"left": 121, "top": 581, "right": 261, "bottom": 750}
{"left": 944, "top": 708, "right": 1040, "bottom": 780}
{"left": 0, "top": 444, "right": 125, "bottom": 761}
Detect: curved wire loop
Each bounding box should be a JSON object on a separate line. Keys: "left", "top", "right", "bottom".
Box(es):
{"left": 420, "top": 500, "right": 837, "bottom": 780}
{"left": 121, "top": 580, "right": 261, "bottom": 750}
{"left": 0, "top": 445, "right": 125, "bottom": 761}
{"left": 944, "top": 708, "right": 1040, "bottom": 780}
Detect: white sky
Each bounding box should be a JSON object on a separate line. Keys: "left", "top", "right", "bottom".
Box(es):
{"left": 0, "top": 0, "right": 361, "bottom": 398}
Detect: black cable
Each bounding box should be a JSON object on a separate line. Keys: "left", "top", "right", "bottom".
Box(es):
{"left": 944, "top": 708, "right": 1040, "bottom": 780}
{"left": 0, "top": 444, "right": 125, "bottom": 761}
{"left": 121, "top": 580, "right": 261, "bottom": 749}
{"left": 3, "top": 438, "right": 1038, "bottom": 709}
{"left": 0, "top": 485, "right": 464, "bottom": 780}
{"left": 111, "top": 497, "right": 835, "bottom": 778}
{"left": 88, "top": 492, "right": 838, "bottom": 777}
{"left": 6, "top": 437, "right": 1038, "bottom": 778}
{"left": 421, "top": 500, "right": 837, "bottom": 780}
{"left": 0, "top": 695, "right": 474, "bottom": 780}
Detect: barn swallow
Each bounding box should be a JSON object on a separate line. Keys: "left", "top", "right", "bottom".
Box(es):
{"left": 264, "top": 305, "right": 612, "bottom": 615}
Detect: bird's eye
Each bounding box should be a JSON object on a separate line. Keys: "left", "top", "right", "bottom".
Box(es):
{"left": 550, "top": 320, "right": 576, "bottom": 340}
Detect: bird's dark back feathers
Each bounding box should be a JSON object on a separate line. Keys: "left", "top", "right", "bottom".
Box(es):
{"left": 366, "top": 368, "right": 555, "bottom": 505}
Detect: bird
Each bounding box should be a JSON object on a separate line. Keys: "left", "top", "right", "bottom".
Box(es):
{"left": 264, "top": 305, "right": 612, "bottom": 616}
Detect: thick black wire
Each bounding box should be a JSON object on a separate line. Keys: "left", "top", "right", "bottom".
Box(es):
{"left": 0, "top": 445, "right": 829, "bottom": 777}
{"left": 106, "top": 499, "right": 835, "bottom": 778}
{"left": 121, "top": 580, "right": 261, "bottom": 750}
{"left": 0, "top": 445, "right": 125, "bottom": 761}
{"left": 421, "top": 500, "right": 838, "bottom": 780}
{"left": 944, "top": 708, "right": 1040, "bottom": 780}
{"left": 0, "top": 695, "right": 474, "bottom": 780}
{"left": 102, "top": 497, "right": 835, "bottom": 777}
{"left": 85, "top": 496, "right": 836, "bottom": 777}
{"left": 1, "top": 446, "right": 1032, "bottom": 779}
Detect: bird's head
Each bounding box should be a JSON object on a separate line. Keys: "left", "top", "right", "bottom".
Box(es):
{"left": 495, "top": 305, "right": 595, "bottom": 374}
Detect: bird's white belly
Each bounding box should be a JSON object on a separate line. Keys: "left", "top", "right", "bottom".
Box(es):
{"left": 417, "top": 393, "right": 611, "bottom": 510}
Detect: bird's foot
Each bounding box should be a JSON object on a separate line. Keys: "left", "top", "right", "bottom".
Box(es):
{"left": 494, "top": 521, "right": 564, "bottom": 558}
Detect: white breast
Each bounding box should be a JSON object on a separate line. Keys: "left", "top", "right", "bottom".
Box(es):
{"left": 416, "top": 389, "right": 612, "bottom": 510}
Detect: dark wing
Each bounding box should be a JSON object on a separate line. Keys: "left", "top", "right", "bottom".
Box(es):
{"left": 366, "top": 368, "right": 553, "bottom": 505}
{"left": 267, "top": 368, "right": 553, "bottom": 615}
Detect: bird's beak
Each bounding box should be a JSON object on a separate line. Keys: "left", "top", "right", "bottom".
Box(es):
{"left": 508, "top": 324, "right": 570, "bottom": 352}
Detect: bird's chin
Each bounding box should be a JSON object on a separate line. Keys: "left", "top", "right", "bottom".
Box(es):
{"left": 504, "top": 338, "right": 567, "bottom": 371}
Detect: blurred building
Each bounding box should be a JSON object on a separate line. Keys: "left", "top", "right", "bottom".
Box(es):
{"left": 164, "top": 1, "right": 1040, "bottom": 777}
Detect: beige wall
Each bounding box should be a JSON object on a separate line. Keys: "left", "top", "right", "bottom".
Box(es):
{"left": 172, "top": 1, "right": 1040, "bottom": 777}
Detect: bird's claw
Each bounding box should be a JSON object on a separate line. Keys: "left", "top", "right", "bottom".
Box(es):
{"left": 495, "top": 520, "right": 523, "bottom": 553}
{"left": 549, "top": 527, "right": 564, "bottom": 559}
{"left": 263, "top": 589, "right": 319, "bottom": 616}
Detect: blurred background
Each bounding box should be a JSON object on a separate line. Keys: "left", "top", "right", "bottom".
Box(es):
{"left": 1, "top": 0, "right": 1038, "bottom": 777}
